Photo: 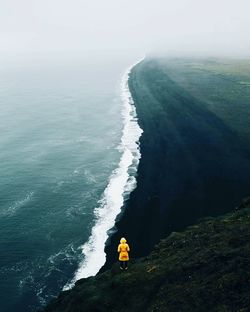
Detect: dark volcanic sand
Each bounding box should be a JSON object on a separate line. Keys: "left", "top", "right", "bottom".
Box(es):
{"left": 101, "top": 58, "right": 250, "bottom": 271}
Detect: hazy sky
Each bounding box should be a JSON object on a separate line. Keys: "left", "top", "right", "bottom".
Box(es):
{"left": 0, "top": 0, "right": 250, "bottom": 58}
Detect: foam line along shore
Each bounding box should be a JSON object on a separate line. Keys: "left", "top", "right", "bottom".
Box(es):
{"left": 63, "top": 58, "right": 144, "bottom": 289}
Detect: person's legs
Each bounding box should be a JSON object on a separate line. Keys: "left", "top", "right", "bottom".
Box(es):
{"left": 120, "top": 261, "right": 123, "bottom": 269}
{"left": 119, "top": 261, "right": 128, "bottom": 270}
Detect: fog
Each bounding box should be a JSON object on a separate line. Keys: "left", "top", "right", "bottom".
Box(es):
{"left": 1, "top": 0, "right": 250, "bottom": 59}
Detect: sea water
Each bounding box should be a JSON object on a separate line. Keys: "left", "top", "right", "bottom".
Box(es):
{"left": 0, "top": 54, "right": 142, "bottom": 312}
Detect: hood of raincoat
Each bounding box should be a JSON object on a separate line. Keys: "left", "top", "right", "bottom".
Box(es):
{"left": 120, "top": 237, "right": 127, "bottom": 243}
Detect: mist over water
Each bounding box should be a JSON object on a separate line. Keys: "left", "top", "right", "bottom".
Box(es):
{"left": 1, "top": 0, "right": 250, "bottom": 59}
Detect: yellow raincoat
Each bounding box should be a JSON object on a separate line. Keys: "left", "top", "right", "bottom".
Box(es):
{"left": 118, "top": 237, "right": 130, "bottom": 261}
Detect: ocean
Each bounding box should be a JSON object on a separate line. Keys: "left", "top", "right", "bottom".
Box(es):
{"left": 0, "top": 54, "right": 142, "bottom": 312}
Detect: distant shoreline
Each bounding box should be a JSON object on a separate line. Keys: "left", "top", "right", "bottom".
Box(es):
{"left": 102, "top": 57, "right": 250, "bottom": 271}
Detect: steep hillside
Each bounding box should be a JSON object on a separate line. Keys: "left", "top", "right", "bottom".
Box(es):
{"left": 43, "top": 199, "right": 250, "bottom": 312}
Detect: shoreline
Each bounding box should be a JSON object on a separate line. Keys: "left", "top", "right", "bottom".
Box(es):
{"left": 101, "top": 57, "right": 250, "bottom": 271}
{"left": 64, "top": 59, "right": 143, "bottom": 289}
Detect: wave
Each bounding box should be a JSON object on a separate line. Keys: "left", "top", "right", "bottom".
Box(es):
{"left": 63, "top": 58, "right": 144, "bottom": 290}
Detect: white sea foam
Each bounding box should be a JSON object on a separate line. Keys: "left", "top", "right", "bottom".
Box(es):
{"left": 63, "top": 58, "right": 144, "bottom": 290}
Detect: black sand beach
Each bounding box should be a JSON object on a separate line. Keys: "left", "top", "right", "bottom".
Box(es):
{"left": 102, "top": 58, "right": 250, "bottom": 270}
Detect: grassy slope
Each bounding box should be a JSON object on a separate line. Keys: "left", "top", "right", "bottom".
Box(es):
{"left": 43, "top": 200, "right": 250, "bottom": 312}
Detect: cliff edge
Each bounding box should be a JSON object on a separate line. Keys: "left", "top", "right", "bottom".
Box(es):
{"left": 43, "top": 198, "right": 250, "bottom": 312}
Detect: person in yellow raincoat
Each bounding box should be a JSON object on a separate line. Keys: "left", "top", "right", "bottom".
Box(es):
{"left": 117, "top": 237, "right": 130, "bottom": 270}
